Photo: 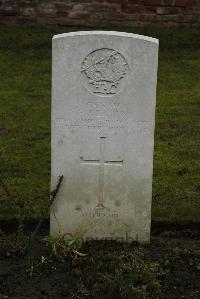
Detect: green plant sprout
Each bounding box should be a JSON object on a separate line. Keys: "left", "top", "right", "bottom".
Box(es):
{"left": 43, "top": 233, "right": 87, "bottom": 262}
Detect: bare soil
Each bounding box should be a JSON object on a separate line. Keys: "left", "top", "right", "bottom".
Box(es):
{"left": 0, "top": 222, "right": 200, "bottom": 299}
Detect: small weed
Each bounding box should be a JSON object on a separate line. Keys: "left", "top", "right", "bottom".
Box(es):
{"left": 43, "top": 234, "right": 87, "bottom": 262}
{"left": 27, "top": 257, "right": 35, "bottom": 278}
{"left": 26, "top": 255, "right": 49, "bottom": 278}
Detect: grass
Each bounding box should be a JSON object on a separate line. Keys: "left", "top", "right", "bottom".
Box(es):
{"left": 0, "top": 26, "right": 199, "bottom": 223}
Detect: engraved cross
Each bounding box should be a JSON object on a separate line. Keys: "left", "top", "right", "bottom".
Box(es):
{"left": 80, "top": 137, "right": 123, "bottom": 208}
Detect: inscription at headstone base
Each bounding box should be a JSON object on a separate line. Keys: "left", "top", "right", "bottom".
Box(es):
{"left": 51, "top": 31, "right": 159, "bottom": 243}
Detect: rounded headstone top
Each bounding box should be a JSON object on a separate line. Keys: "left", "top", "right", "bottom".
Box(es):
{"left": 53, "top": 31, "right": 159, "bottom": 45}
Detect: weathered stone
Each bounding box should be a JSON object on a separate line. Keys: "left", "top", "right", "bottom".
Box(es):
{"left": 51, "top": 31, "right": 159, "bottom": 243}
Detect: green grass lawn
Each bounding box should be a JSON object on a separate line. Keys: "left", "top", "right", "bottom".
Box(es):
{"left": 0, "top": 26, "right": 199, "bottom": 223}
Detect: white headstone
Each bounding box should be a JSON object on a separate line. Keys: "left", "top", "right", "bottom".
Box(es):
{"left": 51, "top": 31, "right": 159, "bottom": 243}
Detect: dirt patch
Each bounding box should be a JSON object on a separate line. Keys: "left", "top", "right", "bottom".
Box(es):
{"left": 0, "top": 226, "right": 200, "bottom": 299}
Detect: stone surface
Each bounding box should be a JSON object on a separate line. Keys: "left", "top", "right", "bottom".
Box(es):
{"left": 51, "top": 31, "right": 159, "bottom": 243}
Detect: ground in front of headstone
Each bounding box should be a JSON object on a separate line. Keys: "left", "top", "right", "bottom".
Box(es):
{"left": 0, "top": 229, "right": 200, "bottom": 299}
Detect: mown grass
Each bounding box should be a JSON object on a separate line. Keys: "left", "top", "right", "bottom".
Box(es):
{"left": 0, "top": 26, "right": 199, "bottom": 223}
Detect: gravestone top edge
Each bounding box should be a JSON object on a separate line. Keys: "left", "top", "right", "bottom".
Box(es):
{"left": 52, "top": 31, "right": 159, "bottom": 45}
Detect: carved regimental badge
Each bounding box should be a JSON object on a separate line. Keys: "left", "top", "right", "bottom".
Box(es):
{"left": 81, "top": 48, "right": 129, "bottom": 96}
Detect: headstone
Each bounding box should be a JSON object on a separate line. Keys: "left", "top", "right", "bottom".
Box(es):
{"left": 51, "top": 31, "right": 159, "bottom": 243}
